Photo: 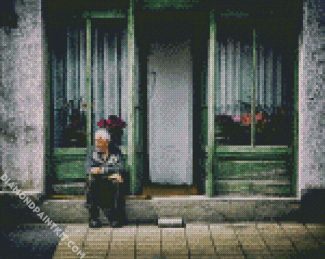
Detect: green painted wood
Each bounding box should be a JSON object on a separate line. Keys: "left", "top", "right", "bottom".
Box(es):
{"left": 127, "top": 0, "right": 137, "bottom": 195}
{"left": 54, "top": 160, "right": 86, "bottom": 181}
{"left": 215, "top": 146, "right": 290, "bottom": 153}
{"left": 82, "top": 10, "right": 126, "bottom": 19}
{"left": 206, "top": 10, "right": 216, "bottom": 197}
{"left": 292, "top": 49, "right": 299, "bottom": 195}
{"left": 215, "top": 146, "right": 290, "bottom": 159}
{"left": 215, "top": 160, "right": 288, "bottom": 180}
{"left": 251, "top": 28, "right": 256, "bottom": 147}
{"left": 52, "top": 148, "right": 87, "bottom": 180}
{"left": 45, "top": 26, "right": 52, "bottom": 194}
{"left": 86, "top": 18, "right": 92, "bottom": 148}
{"left": 141, "top": 0, "right": 200, "bottom": 10}
{"left": 215, "top": 180, "right": 291, "bottom": 196}
{"left": 216, "top": 153, "right": 289, "bottom": 161}
{"left": 53, "top": 148, "right": 87, "bottom": 156}
{"left": 215, "top": 146, "right": 290, "bottom": 160}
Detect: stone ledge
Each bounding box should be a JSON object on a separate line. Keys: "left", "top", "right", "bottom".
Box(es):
{"left": 37, "top": 198, "right": 301, "bottom": 224}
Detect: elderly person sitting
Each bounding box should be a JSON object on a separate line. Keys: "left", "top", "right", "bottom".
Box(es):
{"left": 85, "top": 128, "right": 126, "bottom": 228}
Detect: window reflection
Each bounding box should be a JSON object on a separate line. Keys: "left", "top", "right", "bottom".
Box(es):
{"left": 50, "top": 20, "right": 87, "bottom": 148}
{"left": 215, "top": 18, "right": 292, "bottom": 146}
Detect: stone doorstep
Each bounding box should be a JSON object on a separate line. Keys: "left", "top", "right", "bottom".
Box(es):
{"left": 35, "top": 197, "right": 302, "bottom": 224}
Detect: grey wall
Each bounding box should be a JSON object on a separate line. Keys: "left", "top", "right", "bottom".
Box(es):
{"left": 0, "top": 0, "right": 45, "bottom": 192}
{"left": 299, "top": 0, "right": 325, "bottom": 194}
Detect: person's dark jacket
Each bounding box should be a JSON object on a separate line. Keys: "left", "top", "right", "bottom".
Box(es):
{"left": 85, "top": 143, "right": 126, "bottom": 179}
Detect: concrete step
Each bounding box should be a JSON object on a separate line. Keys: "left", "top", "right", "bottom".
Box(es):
{"left": 35, "top": 197, "right": 300, "bottom": 224}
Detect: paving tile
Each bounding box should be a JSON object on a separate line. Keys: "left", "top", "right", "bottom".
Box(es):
{"left": 266, "top": 244, "right": 296, "bottom": 252}
{"left": 290, "top": 239, "right": 322, "bottom": 252}
{"left": 136, "top": 255, "right": 164, "bottom": 259}
{"left": 137, "top": 249, "right": 161, "bottom": 256}
{"left": 245, "top": 255, "right": 273, "bottom": 259}
{"left": 162, "top": 228, "right": 186, "bottom": 238}
{"left": 209, "top": 224, "right": 236, "bottom": 235}
{"left": 270, "top": 251, "right": 298, "bottom": 258}
{"left": 238, "top": 237, "right": 266, "bottom": 246}
{"left": 188, "top": 237, "right": 213, "bottom": 245}
{"left": 215, "top": 256, "right": 245, "bottom": 259}
{"left": 161, "top": 254, "right": 189, "bottom": 259}
{"left": 82, "top": 251, "right": 107, "bottom": 257}
{"left": 161, "top": 247, "right": 189, "bottom": 255}
{"left": 190, "top": 256, "right": 219, "bottom": 259}
{"left": 305, "top": 224, "right": 325, "bottom": 244}
{"left": 108, "top": 250, "right": 135, "bottom": 257}
{"left": 214, "top": 244, "right": 243, "bottom": 255}
{"left": 189, "top": 246, "right": 216, "bottom": 255}
{"left": 241, "top": 249, "right": 272, "bottom": 256}
{"left": 280, "top": 223, "right": 309, "bottom": 236}
{"left": 107, "top": 255, "right": 134, "bottom": 259}
{"left": 136, "top": 243, "right": 161, "bottom": 254}
{"left": 212, "top": 236, "right": 239, "bottom": 244}
{"left": 82, "top": 256, "right": 106, "bottom": 259}
{"left": 186, "top": 224, "right": 209, "bottom": 233}
{"left": 162, "top": 243, "right": 187, "bottom": 249}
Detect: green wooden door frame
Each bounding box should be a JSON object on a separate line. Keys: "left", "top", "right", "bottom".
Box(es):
{"left": 51, "top": 11, "right": 130, "bottom": 183}
{"left": 206, "top": 10, "right": 298, "bottom": 197}
{"left": 206, "top": 9, "right": 216, "bottom": 197}
{"left": 127, "top": 0, "right": 137, "bottom": 195}
{"left": 86, "top": 18, "right": 92, "bottom": 148}
{"left": 84, "top": 5, "right": 138, "bottom": 194}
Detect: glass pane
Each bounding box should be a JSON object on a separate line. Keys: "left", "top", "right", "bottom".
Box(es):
{"left": 215, "top": 19, "right": 252, "bottom": 145}
{"left": 255, "top": 21, "right": 292, "bottom": 145}
{"left": 91, "top": 20, "right": 128, "bottom": 146}
{"left": 50, "top": 20, "right": 87, "bottom": 148}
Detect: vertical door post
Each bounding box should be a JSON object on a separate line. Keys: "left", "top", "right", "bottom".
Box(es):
{"left": 127, "top": 0, "right": 137, "bottom": 194}
{"left": 86, "top": 18, "right": 92, "bottom": 148}
{"left": 206, "top": 10, "right": 216, "bottom": 197}
{"left": 251, "top": 28, "right": 257, "bottom": 147}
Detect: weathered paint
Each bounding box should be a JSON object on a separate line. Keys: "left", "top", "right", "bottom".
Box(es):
{"left": 206, "top": 10, "right": 216, "bottom": 197}
{"left": 251, "top": 28, "right": 256, "bottom": 147}
{"left": 86, "top": 18, "right": 92, "bottom": 148}
{"left": 127, "top": 0, "right": 137, "bottom": 194}
{"left": 82, "top": 10, "right": 126, "bottom": 19}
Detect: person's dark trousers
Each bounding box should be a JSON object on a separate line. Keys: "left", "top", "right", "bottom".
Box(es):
{"left": 109, "top": 181, "right": 125, "bottom": 224}
{"left": 86, "top": 175, "right": 101, "bottom": 221}
{"left": 86, "top": 175, "right": 125, "bottom": 225}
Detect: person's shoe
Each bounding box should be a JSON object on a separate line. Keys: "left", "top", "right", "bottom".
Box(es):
{"left": 89, "top": 219, "right": 102, "bottom": 228}
{"left": 111, "top": 220, "right": 122, "bottom": 228}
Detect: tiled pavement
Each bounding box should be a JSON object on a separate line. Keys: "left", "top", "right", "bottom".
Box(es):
{"left": 53, "top": 223, "right": 325, "bottom": 259}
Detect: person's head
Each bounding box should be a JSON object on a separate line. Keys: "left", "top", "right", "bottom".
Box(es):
{"left": 95, "top": 128, "right": 110, "bottom": 152}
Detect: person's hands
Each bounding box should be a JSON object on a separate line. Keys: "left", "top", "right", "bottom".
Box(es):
{"left": 90, "top": 167, "right": 103, "bottom": 175}
{"left": 108, "top": 173, "right": 123, "bottom": 183}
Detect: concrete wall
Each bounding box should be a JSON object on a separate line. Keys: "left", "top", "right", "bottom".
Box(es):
{"left": 0, "top": 0, "right": 45, "bottom": 192}
{"left": 299, "top": 0, "right": 325, "bottom": 195}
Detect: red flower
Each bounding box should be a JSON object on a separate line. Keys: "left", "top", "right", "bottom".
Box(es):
{"left": 97, "top": 115, "right": 126, "bottom": 130}
{"left": 256, "top": 112, "right": 263, "bottom": 122}
{"left": 97, "top": 118, "right": 106, "bottom": 128}
{"left": 241, "top": 113, "right": 251, "bottom": 126}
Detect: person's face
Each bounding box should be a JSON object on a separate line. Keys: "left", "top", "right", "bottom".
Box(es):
{"left": 95, "top": 137, "right": 109, "bottom": 151}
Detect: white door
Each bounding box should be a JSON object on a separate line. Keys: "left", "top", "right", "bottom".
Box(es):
{"left": 148, "top": 38, "right": 193, "bottom": 185}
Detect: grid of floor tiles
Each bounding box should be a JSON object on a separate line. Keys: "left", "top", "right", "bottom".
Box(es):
{"left": 53, "top": 223, "right": 325, "bottom": 259}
